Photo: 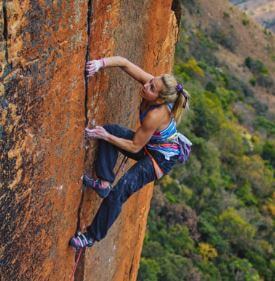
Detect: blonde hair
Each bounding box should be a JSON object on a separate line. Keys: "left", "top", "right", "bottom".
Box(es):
{"left": 159, "top": 74, "right": 190, "bottom": 124}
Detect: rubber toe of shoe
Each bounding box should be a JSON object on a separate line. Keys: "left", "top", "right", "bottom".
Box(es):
{"left": 69, "top": 237, "right": 80, "bottom": 250}
{"left": 82, "top": 175, "right": 94, "bottom": 187}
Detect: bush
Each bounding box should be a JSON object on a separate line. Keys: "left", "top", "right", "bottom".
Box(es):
{"left": 215, "top": 87, "right": 237, "bottom": 110}
{"left": 158, "top": 254, "right": 198, "bottom": 281}
{"left": 175, "top": 58, "right": 205, "bottom": 79}
{"left": 244, "top": 57, "right": 274, "bottom": 89}
{"left": 215, "top": 122, "right": 244, "bottom": 161}
{"left": 163, "top": 224, "right": 195, "bottom": 255}
{"left": 228, "top": 258, "right": 261, "bottom": 281}
{"left": 242, "top": 16, "right": 250, "bottom": 26}
{"left": 138, "top": 258, "right": 160, "bottom": 281}
{"left": 249, "top": 77, "right": 256, "bottom": 86}
{"left": 217, "top": 208, "right": 256, "bottom": 249}
{"left": 262, "top": 140, "right": 275, "bottom": 168}
{"left": 161, "top": 175, "right": 193, "bottom": 203}
{"left": 198, "top": 212, "right": 231, "bottom": 254}
{"left": 245, "top": 248, "right": 274, "bottom": 280}
{"left": 195, "top": 259, "right": 221, "bottom": 280}
{"left": 244, "top": 57, "right": 269, "bottom": 75}
{"left": 236, "top": 155, "right": 274, "bottom": 197}
{"left": 191, "top": 92, "right": 225, "bottom": 139}
{"left": 256, "top": 74, "right": 274, "bottom": 88}
{"left": 235, "top": 182, "right": 258, "bottom": 206}
{"left": 142, "top": 241, "right": 166, "bottom": 259}
{"left": 210, "top": 25, "right": 238, "bottom": 52}
{"left": 198, "top": 242, "right": 218, "bottom": 261}
{"left": 185, "top": 31, "right": 219, "bottom": 66}
{"left": 251, "top": 100, "right": 268, "bottom": 115}
{"left": 205, "top": 81, "right": 217, "bottom": 92}
{"left": 223, "top": 11, "right": 230, "bottom": 18}
{"left": 181, "top": 0, "right": 200, "bottom": 15}
{"left": 254, "top": 116, "right": 275, "bottom": 136}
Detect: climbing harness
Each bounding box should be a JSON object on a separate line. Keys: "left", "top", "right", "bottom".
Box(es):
{"left": 144, "top": 147, "right": 164, "bottom": 179}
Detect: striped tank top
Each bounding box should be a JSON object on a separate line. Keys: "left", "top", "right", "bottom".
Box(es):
{"left": 139, "top": 102, "right": 180, "bottom": 160}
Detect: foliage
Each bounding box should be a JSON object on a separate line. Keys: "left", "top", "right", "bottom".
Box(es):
{"left": 175, "top": 57, "right": 204, "bottom": 79}
{"left": 262, "top": 140, "right": 275, "bottom": 168}
{"left": 180, "top": 0, "right": 200, "bottom": 15}
{"left": 138, "top": 258, "right": 160, "bottom": 281}
{"left": 254, "top": 116, "right": 275, "bottom": 136}
{"left": 227, "top": 258, "right": 261, "bottom": 281}
{"left": 210, "top": 24, "right": 238, "bottom": 52}
{"left": 242, "top": 17, "right": 250, "bottom": 26}
{"left": 244, "top": 57, "right": 268, "bottom": 75}
{"left": 198, "top": 242, "right": 218, "bottom": 261}
{"left": 217, "top": 208, "right": 256, "bottom": 248}
{"left": 191, "top": 92, "right": 225, "bottom": 139}
{"left": 244, "top": 57, "right": 274, "bottom": 89}
{"left": 139, "top": 1, "right": 275, "bottom": 280}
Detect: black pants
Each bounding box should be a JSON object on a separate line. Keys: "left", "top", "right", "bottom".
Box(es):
{"left": 87, "top": 124, "right": 177, "bottom": 241}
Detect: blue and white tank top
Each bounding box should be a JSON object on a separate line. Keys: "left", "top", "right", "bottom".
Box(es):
{"left": 139, "top": 102, "right": 180, "bottom": 160}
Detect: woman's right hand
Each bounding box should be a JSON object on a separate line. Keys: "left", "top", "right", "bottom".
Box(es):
{"left": 85, "top": 126, "right": 110, "bottom": 141}
{"left": 86, "top": 59, "right": 105, "bottom": 77}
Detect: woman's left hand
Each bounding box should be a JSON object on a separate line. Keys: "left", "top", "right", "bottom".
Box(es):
{"left": 85, "top": 126, "right": 110, "bottom": 140}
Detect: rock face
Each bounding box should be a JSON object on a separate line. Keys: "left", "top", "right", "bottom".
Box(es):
{"left": 0, "top": 1, "right": 178, "bottom": 281}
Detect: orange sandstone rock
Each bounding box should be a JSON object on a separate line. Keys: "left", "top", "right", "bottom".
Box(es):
{"left": 0, "top": 1, "right": 179, "bottom": 281}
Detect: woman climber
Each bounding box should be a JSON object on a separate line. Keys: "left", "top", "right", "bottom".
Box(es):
{"left": 69, "top": 56, "right": 191, "bottom": 250}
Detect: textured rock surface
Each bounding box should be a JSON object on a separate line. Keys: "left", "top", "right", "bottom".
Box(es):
{"left": 0, "top": 1, "right": 178, "bottom": 280}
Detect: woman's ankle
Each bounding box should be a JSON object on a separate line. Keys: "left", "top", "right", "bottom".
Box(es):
{"left": 100, "top": 180, "right": 111, "bottom": 188}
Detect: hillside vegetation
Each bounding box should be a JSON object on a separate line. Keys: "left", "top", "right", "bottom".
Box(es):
{"left": 138, "top": 0, "right": 275, "bottom": 280}
{"left": 230, "top": 0, "right": 275, "bottom": 32}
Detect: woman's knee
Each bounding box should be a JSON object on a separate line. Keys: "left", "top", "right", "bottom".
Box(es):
{"left": 103, "top": 124, "right": 119, "bottom": 134}
{"left": 106, "top": 189, "right": 122, "bottom": 204}
{"left": 103, "top": 124, "right": 134, "bottom": 139}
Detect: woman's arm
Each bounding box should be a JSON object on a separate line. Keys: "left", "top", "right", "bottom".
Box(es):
{"left": 85, "top": 110, "right": 162, "bottom": 153}
{"left": 105, "top": 56, "right": 153, "bottom": 84}
{"left": 86, "top": 56, "right": 153, "bottom": 84}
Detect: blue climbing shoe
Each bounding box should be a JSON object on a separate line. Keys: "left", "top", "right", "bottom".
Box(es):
{"left": 82, "top": 175, "right": 112, "bottom": 198}
{"left": 69, "top": 232, "right": 94, "bottom": 250}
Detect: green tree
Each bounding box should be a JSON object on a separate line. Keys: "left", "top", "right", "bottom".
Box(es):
{"left": 217, "top": 208, "right": 256, "bottom": 249}
{"left": 138, "top": 258, "right": 160, "bottom": 281}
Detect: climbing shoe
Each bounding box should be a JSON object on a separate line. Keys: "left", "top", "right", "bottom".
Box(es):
{"left": 82, "top": 175, "right": 112, "bottom": 198}
{"left": 69, "top": 232, "right": 94, "bottom": 250}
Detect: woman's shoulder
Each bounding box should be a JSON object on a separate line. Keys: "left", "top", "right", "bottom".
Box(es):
{"left": 148, "top": 103, "right": 171, "bottom": 123}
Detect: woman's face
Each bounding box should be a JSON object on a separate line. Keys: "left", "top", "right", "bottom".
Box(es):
{"left": 141, "top": 77, "right": 164, "bottom": 102}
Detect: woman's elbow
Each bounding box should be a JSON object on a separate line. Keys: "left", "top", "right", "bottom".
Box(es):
{"left": 120, "top": 57, "right": 129, "bottom": 68}
{"left": 131, "top": 144, "right": 143, "bottom": 154}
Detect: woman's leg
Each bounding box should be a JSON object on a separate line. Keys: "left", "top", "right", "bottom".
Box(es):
{"left": 86, "top": 155, "right": 156, "bottom": 241}
{"left": 95, "top": 124, "right": 146, "bottom": 184}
